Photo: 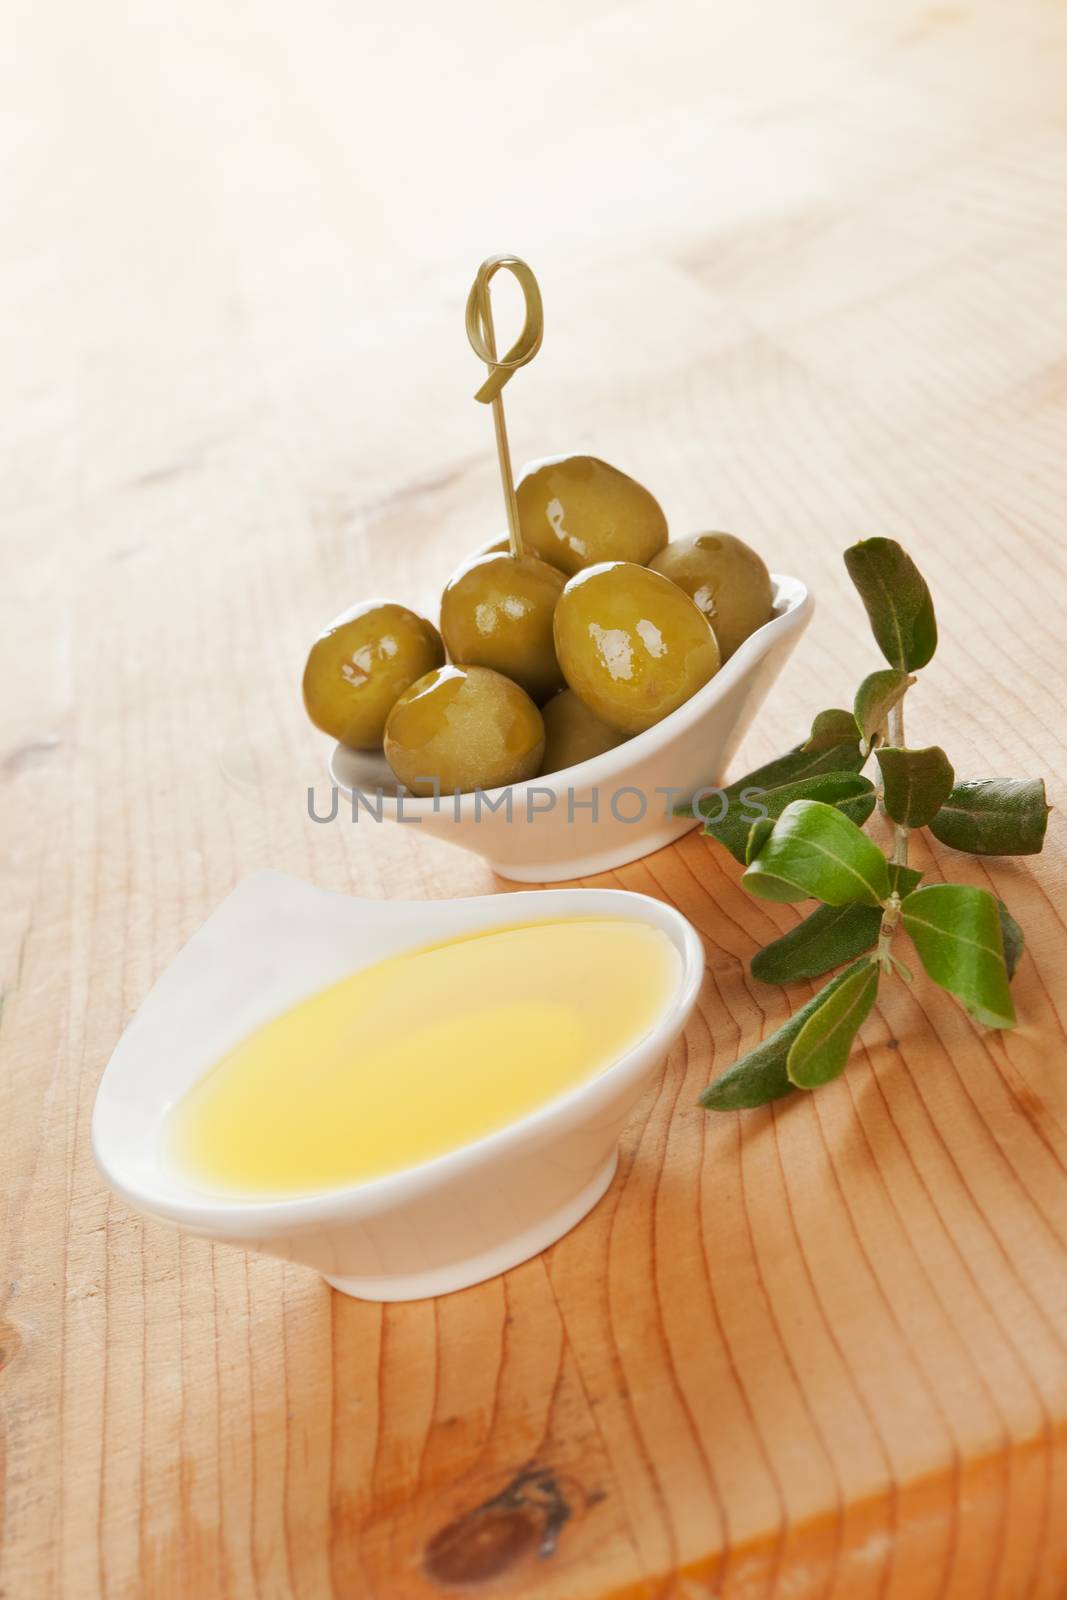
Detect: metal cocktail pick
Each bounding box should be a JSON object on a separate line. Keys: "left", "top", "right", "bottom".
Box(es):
{"left": 465, "top": 254, "right": 544, "bottom": 562}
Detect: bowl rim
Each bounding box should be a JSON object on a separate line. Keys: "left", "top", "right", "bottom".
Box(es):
{"left": 91, "top": 884, "right": 705, "bottom": 1232}
{"left": 330, "top": 571, "right": 811, "bottom": 811}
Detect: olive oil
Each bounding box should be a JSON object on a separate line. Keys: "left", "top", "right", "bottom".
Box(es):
{"left": 166, "top": 918, "right": 680, "bottom": 1196}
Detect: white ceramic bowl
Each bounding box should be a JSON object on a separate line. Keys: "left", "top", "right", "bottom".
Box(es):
{"left": 329, "top": 573, "right": 811, "bottom": 881}
{"left": 92, "top": 870, "right": 704, "bottom": 1301}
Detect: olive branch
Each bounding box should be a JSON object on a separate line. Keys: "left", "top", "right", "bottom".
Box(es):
{"left": 686, "top": 538, "right": 1051, "bottom": 1108}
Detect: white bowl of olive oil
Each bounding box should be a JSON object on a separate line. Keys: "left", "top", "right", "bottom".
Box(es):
{"left": 92, "top": 870, "right": 703, "bottom": 1301}
{"left": 330, "top": 572, "right": 811, "bottom": 882}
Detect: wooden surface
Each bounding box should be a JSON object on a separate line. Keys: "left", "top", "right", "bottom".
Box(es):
{"left": 4, "top": 0, "right": 1067, "bottom": 1594}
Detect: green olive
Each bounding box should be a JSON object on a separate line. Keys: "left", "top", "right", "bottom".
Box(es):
{"left": 303, "top": 600, "right": 445, "bottom": 749}
{"left": 553, "top": 562, "right": 720, "bottom": 734}
{"left": 516, "top": 455, "right": 668, "bottom": 575}
{"left": 384, "top": 665, "right": 544, "bottom": 795}
{"left": 540, "top": 690, "right": 628, "bottom": 774}
{"left": 649, "top": 532, "right": 774, "bottom": 660}
{"left": 440, "top": 551, "right": 566, "bottom": 703}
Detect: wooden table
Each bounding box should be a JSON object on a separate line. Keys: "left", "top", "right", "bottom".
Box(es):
{"left": 5, "top": 0, "right": 1067, "bottom": 1594}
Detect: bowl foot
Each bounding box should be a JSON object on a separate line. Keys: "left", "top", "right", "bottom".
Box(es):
{"left": 323, "top": 1153, "right": 619, "bottom": 1302}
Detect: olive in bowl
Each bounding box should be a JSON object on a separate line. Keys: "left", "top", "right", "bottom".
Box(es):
{"left": 384, "top": 665, "right": 545, "bottom": 796}
{"left": 516, "top": 455, "right": 668, "bottom": 576}
{"left": 303, "top": 601, "right": 445, "bottom": 749}
{"left": 540, "top": 689, "right": 628, "bottom": 774}
{"left": 649, "top": 532, "right": 774, "bottom": 660}
{"left": 440, "top": 550, "right": 566, "bottom": 704}
{"left": 553, "top": 561, "right": 720, "bottom": 734}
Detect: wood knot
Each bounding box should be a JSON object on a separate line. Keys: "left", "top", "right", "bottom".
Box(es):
{"left": 423, "top": 1466, "right": 577, "bottom": 1587}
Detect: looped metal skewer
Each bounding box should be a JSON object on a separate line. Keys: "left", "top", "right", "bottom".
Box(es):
{"left": 465, "top": 254, "right": 544, "bottom": 560}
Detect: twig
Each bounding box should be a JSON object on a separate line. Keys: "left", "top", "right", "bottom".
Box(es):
{"left": 877, "top": 696, "right": 910, "bottom": 970}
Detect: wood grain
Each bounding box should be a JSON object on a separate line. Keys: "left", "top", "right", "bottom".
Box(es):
{"left": 4, "top": 0, "right": 1067, "bottom": 1593}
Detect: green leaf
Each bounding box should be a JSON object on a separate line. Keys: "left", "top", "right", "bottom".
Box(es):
{"left": 803, "top": 708, "right": 862, "bottom": 754}
{"left": 752, "top": 903, "right": 883, "bottom": 983}
{"left": 996, "top": 900, "right": 1025, "bottom": 981}
{"left": 745, "top": 817, "right": 776, "bottom": 864}
{"left": 900, "top": 883, "right": 1015, "bottom": 1028}
{"left": 701, "top": 771, "right": 877, "bottom": 864}
{"left": 928, "top": 778, "right": 1050, "bottom": 856}
{"left": 876, "top": 745, "right": 955, "bottom": 828}
{"left": 699, "top": 961, "right": 872, "bottom": 1110}
{"left": 743, "top": 800, "right": 892, "bottom": 907}
{"left": 844, "top": 538, "right": 938, "bottom": 671}
{"left": 686, "top": 740, "right": 870, "bottom": 816}
{"left": 765, "top": 739, "right": 866, "bottom": 779}
{"left": 677, "top": 736, "right": 867, "bottom": 823}
{"left": 787, "top": 960, "right": 880, "bottom": 1088}
{"left": 751, "top": 865, "right": 921, "bottom": 984}
{"left": 853, "top": 669, "right": 914, "bottom": 749}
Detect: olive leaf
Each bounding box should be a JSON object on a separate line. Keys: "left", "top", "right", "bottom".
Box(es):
{"left": 844, "top": 538, "right": 938, "bottom": 671}
{"left": 929, "top": 778, "right": 1050, "bottom": 856}
{"left": 700, "top": 771, "right": 877, "bottom": 864}
{"left": 803, "top": 708, "right": 862, "bottom": 754}
{"left": 745, "top": 817, "right": 777, "bottom": 863}
{"left": 876, "top": 745, "right": 955, "bottom": 828}
{"left": 787, "top": 960, "right": 880, "bottom": 1088}
{"left": 688, "top": 739, "right": 870, "bottom": 815}
{"left": 853, "top": 669, "right": 914, "bottom": 751}
{"left": 698, "top": 960, "right": 872, "bottom": 1109}
{"left": 752, "top": 903, "right": 883, "bottom": 984}
{"left": 996, "top": 899, "right": 1025, "bottom": 981}
{"left": 900, "top": 883, "right": 1015, "bottom": 1028}
{"left": 677, "top": 736, "right": 867, "bottom": 820}
{"left": 743, "top": 800, "right": 892, "bottom": 907}
{"left": 751, "top": 864, "right": 922, "bottom": 984}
